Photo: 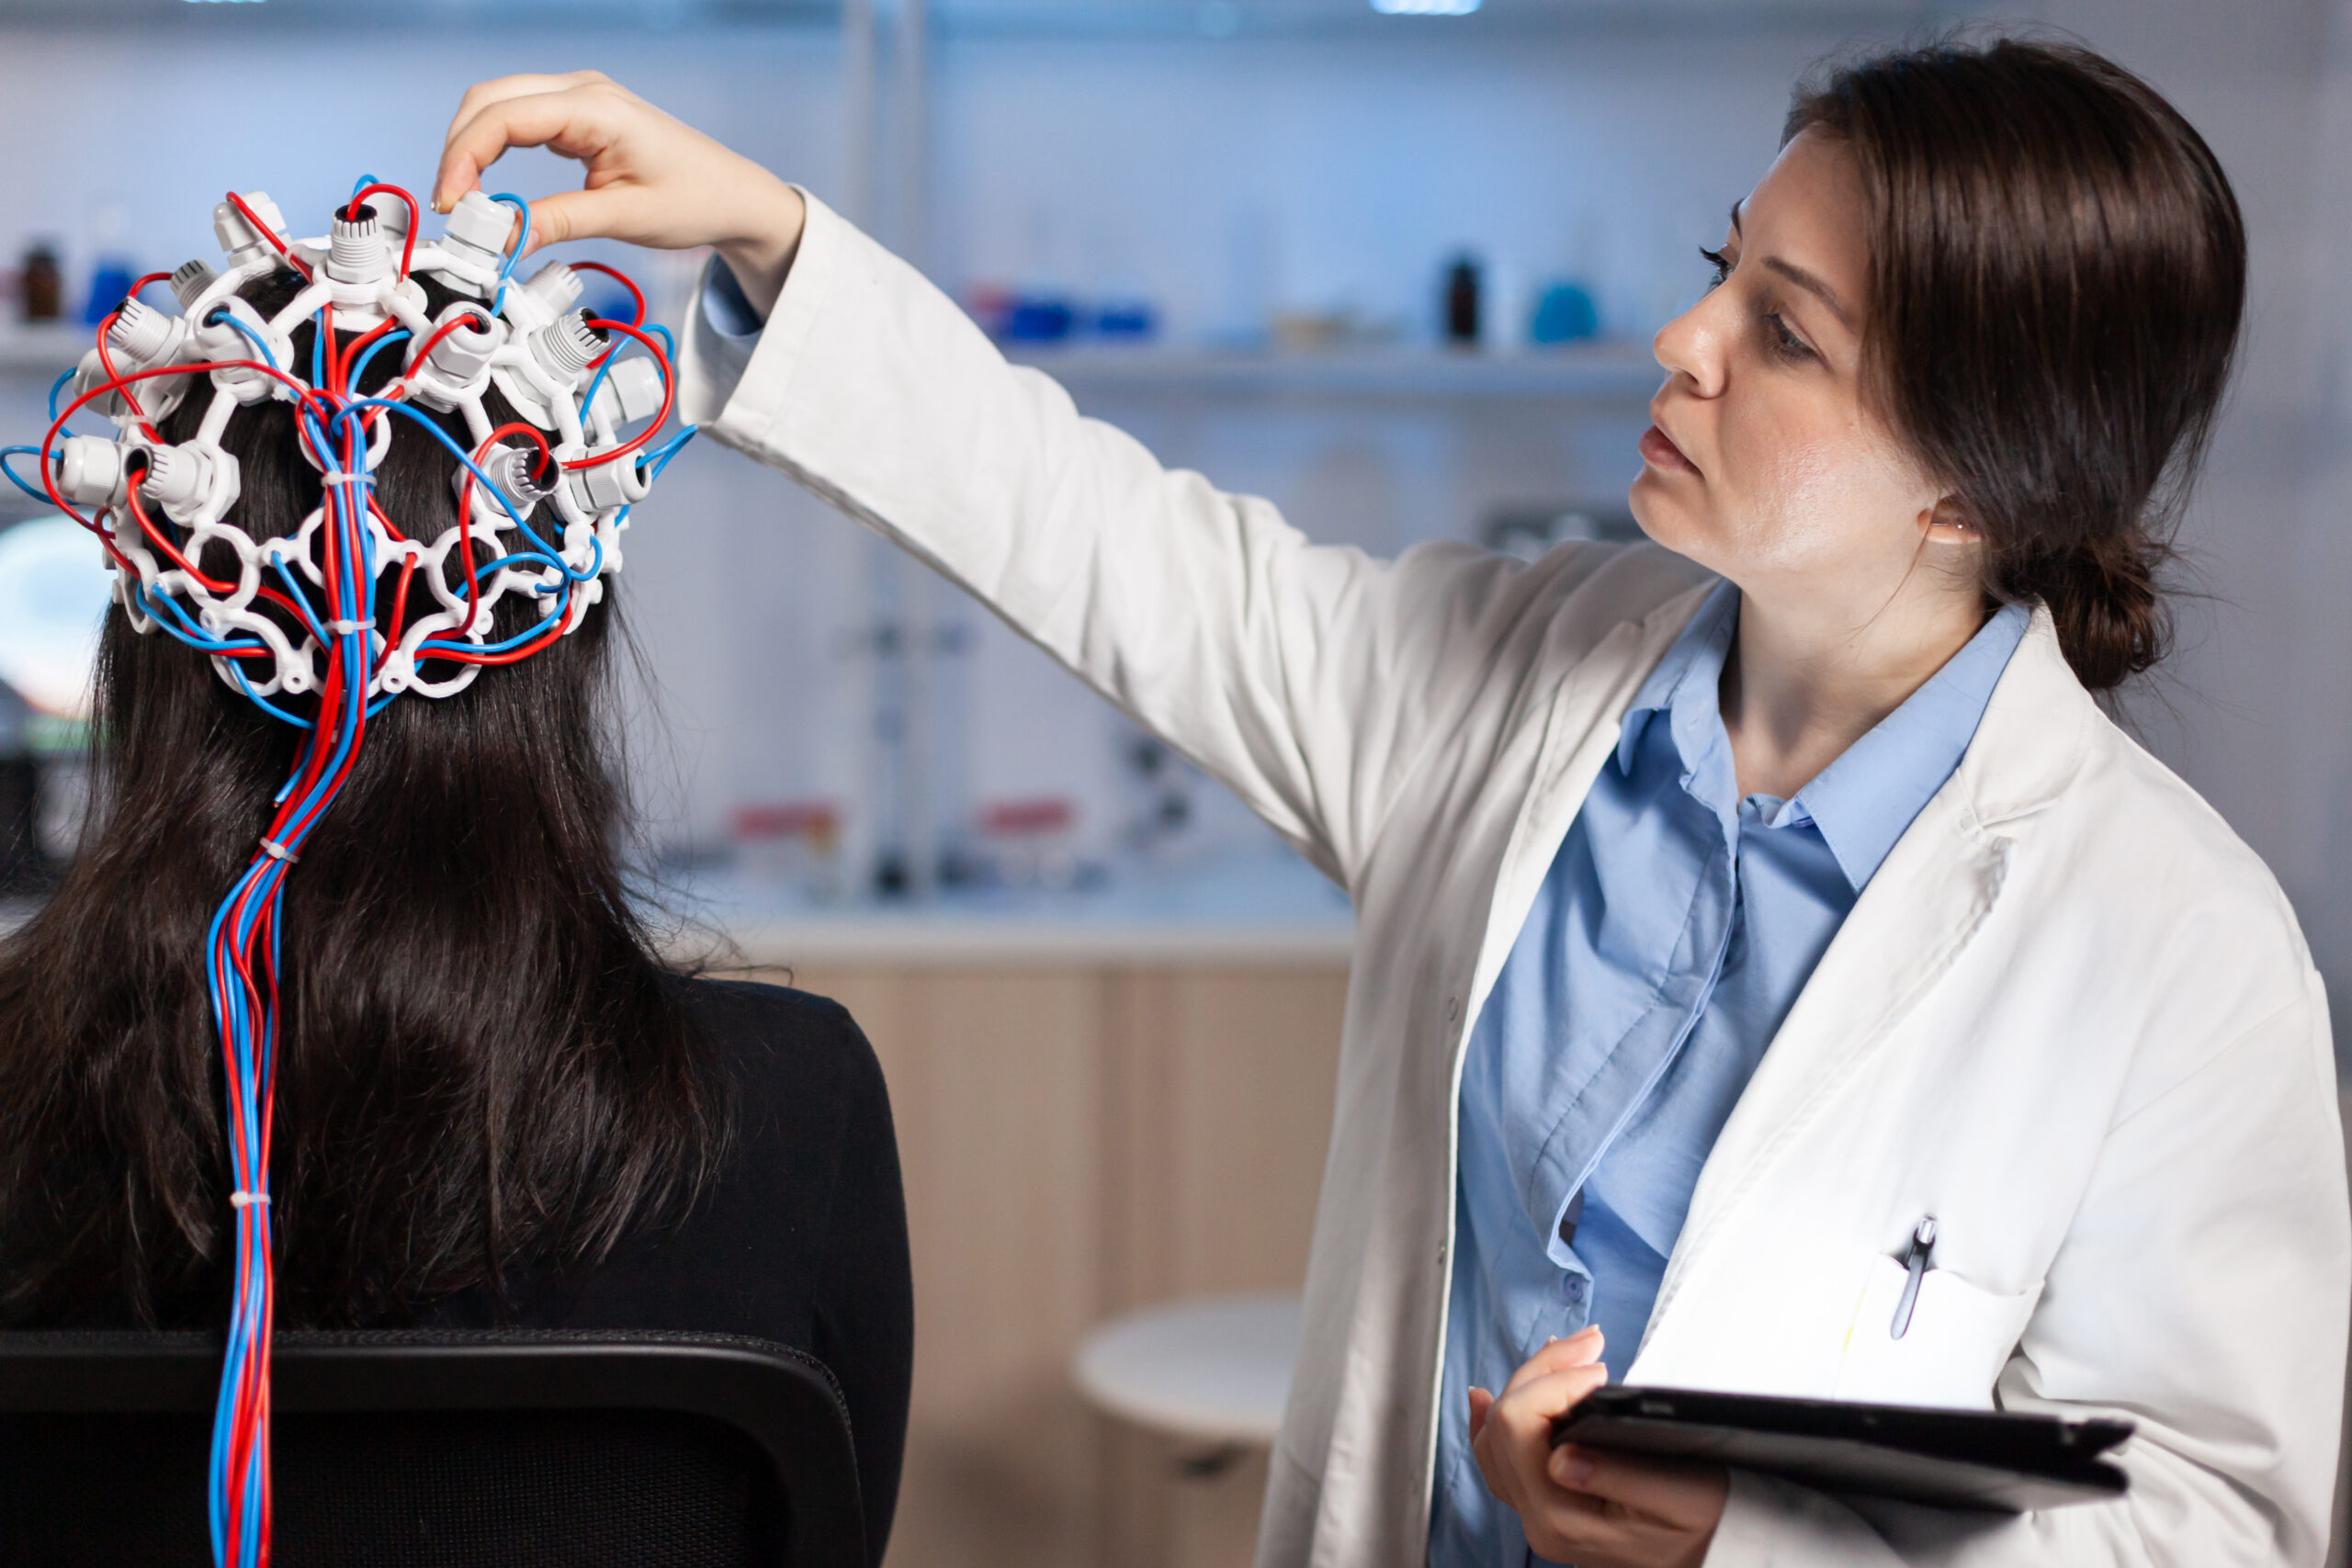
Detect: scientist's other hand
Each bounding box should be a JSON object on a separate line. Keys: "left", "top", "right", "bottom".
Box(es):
{"left": 434, "top": 72, "right": 806, "bottom": 319}
{"left": 1468, "top": 1326, "right": 1727, "bottom": 1568}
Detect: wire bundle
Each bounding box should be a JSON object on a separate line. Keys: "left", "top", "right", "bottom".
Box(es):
{"left": 0, "top": 177, "right": 695, "bottom": 1568}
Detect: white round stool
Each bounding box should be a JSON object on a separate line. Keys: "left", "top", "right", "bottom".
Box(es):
{"left": 1073, "top": 1291, "right": 1303, "bottom": 1472}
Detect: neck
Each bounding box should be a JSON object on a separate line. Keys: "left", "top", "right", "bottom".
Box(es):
{"left": 1719, "top": 570, "right": 1987, "bottom": 800}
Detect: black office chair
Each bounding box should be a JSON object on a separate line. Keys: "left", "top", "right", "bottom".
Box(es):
{"left": 0, "top": 1327, "right": 866, "bottom": 1568}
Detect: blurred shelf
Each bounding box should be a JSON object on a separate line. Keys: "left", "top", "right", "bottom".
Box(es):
{"left": 1007, "top": 343, "right": 1660, "bottom": 400}
{"left": 668, "top": 852, "right": 1356, "bottom": 966}
{"left": 0, "top": 325, "right": 85, "bottom": 379}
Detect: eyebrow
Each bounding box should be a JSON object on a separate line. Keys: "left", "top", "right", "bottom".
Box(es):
{"left": 1726, "top": 200, "right": 1853, "bottom": 328}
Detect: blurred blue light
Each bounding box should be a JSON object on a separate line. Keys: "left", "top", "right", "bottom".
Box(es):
{"left": 1372, "top": 0, "right": 1481, "bottom": 13}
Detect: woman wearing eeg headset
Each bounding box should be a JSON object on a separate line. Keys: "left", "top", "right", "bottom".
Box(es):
{"left": 434, "top": 34, "right": 2347, "bottom": 1568}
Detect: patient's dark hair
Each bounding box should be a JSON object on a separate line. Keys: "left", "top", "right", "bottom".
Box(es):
{"left": 0, "top": 270, "right": 723, "bottom": 1328}
{"left": 1786, "top": 36, "right": 2245, "bottom": 690}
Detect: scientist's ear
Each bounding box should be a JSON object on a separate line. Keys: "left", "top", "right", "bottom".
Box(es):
{"left": 1919, "top": 494, "right": 1983, "bottom": 548}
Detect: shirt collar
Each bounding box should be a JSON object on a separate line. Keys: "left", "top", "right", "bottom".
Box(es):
{"left": 1616, "top": 583, "right": 2032, "bottom": 891}
{"left": 1615, "top": 580, "right": 1741, "bottom": 776}
{"left": 1797, "top": 600, "right": 2030, "bottom": 888}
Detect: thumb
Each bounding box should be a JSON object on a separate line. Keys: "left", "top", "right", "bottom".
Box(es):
{"left": 1467, "top": 1385, "right": 1495, "bottom": 1442}
{"left": 521, "top": 186, "right": 635, "bottom": 254}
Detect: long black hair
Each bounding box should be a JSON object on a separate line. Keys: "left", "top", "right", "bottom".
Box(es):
{"left": 0, "top": 268, "right": 724, "bottom": 1328}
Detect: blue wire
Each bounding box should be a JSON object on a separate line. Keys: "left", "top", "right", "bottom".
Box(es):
{"left": 0, "top": 446, "right": 50, "bottom": 504}
{"left": 47, "top": 367, "right": 75, "bottom": 433}
{"left": 578, "top": 315, "right": 673, "bottom": 420}
{"left": 207, "top": 308, "right": 280, "bottom": 369}
{"left": 345, "top": 328, "right": 409, "bottom": 393}
{"left": 489, "top": 193, "right": 530, "bottom": 311}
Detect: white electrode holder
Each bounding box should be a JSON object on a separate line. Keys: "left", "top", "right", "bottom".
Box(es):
{"left": 35, "top": 176, "right": 683, "bottom": 708}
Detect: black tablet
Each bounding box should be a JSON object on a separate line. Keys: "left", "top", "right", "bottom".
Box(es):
{"left": 1552, "top": 1387, "right": 2132, "bottom": 1513}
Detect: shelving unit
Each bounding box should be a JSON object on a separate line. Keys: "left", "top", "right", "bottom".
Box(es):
{"left": 1006, "top": 342, "right": 1660, "bottom": 400}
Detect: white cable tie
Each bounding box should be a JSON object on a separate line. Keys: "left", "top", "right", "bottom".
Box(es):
{"left": 258, "top": 837, "right": 299, "bottom": 863}
{"left": 230, "top": 1190, "right": 269, "bottom": 1208}
{"left": 319, "top": 470, "right": 371, "bottom": 485}
{"left": 326, "top": 617, "right": 376, "bottom": 635}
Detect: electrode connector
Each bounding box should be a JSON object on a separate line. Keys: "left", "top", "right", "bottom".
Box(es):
{"left": 212, "top": 191, "right": 288, "bottom": 270}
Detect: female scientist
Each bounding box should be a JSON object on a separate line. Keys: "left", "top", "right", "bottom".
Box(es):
{"left": 435, "top": 36, "right": 2349, "bottom": 1568}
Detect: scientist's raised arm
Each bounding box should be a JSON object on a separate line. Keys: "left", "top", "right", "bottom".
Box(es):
{"left": 436, "top": 45, "right": 2349, "bottom": 1568}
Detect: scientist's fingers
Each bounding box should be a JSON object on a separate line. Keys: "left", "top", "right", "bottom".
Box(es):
{"left": 1467, "top": 1384, "right": 1496, "bottom": 1444}
{"left": 1474, "top": 1361, "right": 1611, "bottom": 1509}
{"left": 1497, "top": 1326, "right": 1604, "bottom": 1402}
{"left": 525, "top": 186, "right": 647, "bottom": 254}
{"left": 1550, "top": 1443, "right": 1728, "bottom": 1527}
{"left": 435, "top": 81, "right": 635, "bottom": 214}
{"left": 442, "top": 70, "right": 612, "bottom": 162}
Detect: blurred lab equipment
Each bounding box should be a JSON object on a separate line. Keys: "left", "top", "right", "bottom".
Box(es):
{"left": 1443, "top": 254, "right": 1481, "bottom": 345}
{"left": 1530, "top": 279, "right": 1601, "bottom": 344}
{"left": 79, "top": 256, "right": 137, "bottom": 326}
{"left": 732, "top": 801, "right": 849, "bottom": 900}
{"left": 17, "top": 243, "right": 60, "bottom": 322}
{"left": 1480, "top": 500, "right": 1644, "bottom": 561}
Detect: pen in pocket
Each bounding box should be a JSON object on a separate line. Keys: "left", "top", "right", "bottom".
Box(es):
{"left": 1891, "top": 1216, "right": 1938, "bottom": 1339}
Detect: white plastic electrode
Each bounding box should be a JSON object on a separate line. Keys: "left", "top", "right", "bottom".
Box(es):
{"left": 527, "top": 310, "right": 607, "bottom": 386}
{"left": 213, "top": 191, "right": 288, "bottom": 266}
{"left": 565, "top": 453, "right": 650, "bottom": 514}
{"left": 326, "top": 208, "right": 392, "bottom": 285}
{"left": 55, "top": 435, "right": 134, "bottom": 507}
{"left": 171, "top": 260, "right": 218, "bottom": 313}
{"left": 109, "top": 299, "right": 191, "bottom": 369}
{"left": 588, "top": 357, "right": 666, "bottom": 429}
{"left": 523, "top": 262, "right": 582, "bottom": 313}
{"left": 141, "top": 444, "right": 217, "bottom": 513}
{"left": 461, "top": 442, "right": 556, "bottom": 515}
{"left": 436, "top": 192, "right": 517, "bottom": 296}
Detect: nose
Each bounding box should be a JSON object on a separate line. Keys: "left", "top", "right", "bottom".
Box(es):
{"left": 1652, "top": 288, "right": 1730, "bottom": 400}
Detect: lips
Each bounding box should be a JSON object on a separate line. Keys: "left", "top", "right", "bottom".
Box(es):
{"left": 1638, "top": 423, "right": 1699, "bottom": 476}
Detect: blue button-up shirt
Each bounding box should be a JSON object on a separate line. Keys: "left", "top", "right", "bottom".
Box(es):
{"left": 1429, "top": 583, "right": 2029, "bottom": 1568}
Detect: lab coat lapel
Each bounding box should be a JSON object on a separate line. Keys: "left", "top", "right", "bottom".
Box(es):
{"left": 1642, "top": 610, "right": 2087, "bottom": 1337}
{"left": 1665, "top": 787, "right": 2007, "bottom": 1290}
{"left": 1462, "top": 583, "right": 1717, "bottom": 1034}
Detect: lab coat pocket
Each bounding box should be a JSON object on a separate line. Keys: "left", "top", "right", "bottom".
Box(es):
{"left": 1831, "top": 1256, "right": 2043, "bottom": 1410}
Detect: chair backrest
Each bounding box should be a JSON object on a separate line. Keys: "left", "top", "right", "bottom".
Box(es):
{"left": 0, "top": 1327, "right": 866, "bottom": 1568}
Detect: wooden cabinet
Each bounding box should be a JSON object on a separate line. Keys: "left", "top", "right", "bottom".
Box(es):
{"left": 751, "top": 962, "right": 1348, "bottom": 1568}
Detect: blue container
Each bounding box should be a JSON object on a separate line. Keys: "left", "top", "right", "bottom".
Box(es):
{"left": 82, "top": 257, "right": 139, "bottom": 325}
{"left": 1531, "top": 280, "right": 1600, "bottom": 344}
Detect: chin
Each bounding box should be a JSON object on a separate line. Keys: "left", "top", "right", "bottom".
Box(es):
{"left": 1627, "top": 472, "right": 1709, "bottom": 559}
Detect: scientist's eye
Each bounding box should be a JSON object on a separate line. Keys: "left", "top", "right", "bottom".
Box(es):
{"left": 1700, "top": 245, "right": 1732, "bottom": 290}
{"left": 1763, "top": 310, "right": 1815, "bottom": 363}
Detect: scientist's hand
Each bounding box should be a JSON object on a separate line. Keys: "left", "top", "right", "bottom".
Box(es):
{"left": 434, "top": 72, "right": 806, "bottom": 318}
{"left": 1468, "top": 1326, "right": 1727, "bottom": 1568}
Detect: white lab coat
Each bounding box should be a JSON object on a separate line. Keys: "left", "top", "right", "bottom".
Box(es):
{"left": 679, "top": 191, "right": 2352, "bottom": 1568}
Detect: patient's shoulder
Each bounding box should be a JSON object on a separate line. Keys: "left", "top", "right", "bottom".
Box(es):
{"left": 678, "top": 976, "right": 893, "bottom": 1163}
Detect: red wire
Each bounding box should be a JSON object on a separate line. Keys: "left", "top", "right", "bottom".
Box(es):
{"left": 562, "top": 320, "right": 673, "bottom": 470}
{"left": 568, "top": 262, "right": 644, "bottom": 369}
{"left": 450, "top": 423, "right": 556, "bottom": 636}
{"left": 345, "top": 183, "right": 421, "bottom": 279}
{"left": 94, "top": 308, "right": 161, "bottom": 444}
{"left": 225, "top": 192, "right": 311, "bottom": 281}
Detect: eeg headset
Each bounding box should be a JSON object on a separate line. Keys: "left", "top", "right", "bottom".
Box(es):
{"left": 0, "top": 180, "right": 693, "bottom": 1568}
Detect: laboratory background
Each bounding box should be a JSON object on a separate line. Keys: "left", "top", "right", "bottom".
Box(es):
{"left": 0, "top": 0, "right": 2346, "bottom": 1563}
